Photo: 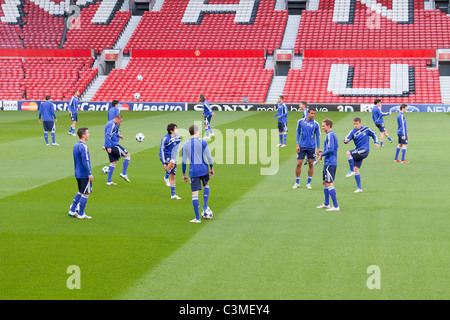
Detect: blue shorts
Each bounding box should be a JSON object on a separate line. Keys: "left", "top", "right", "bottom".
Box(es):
{"left": 375, "top": 122, "right": 386, "bottom": 132}
{"left": 70, "top": 113, "right": 78, "bottom": 122}
{"left": 107, "top": 145, "right": 128, "bottom": 163}
{"left": 190, "top": 174, "right": 209, "bottom": 192}
{"left": 161, "top": 158, "right": 177, "bottom": 175}
{"left": 204, "top": 115, "right": 212, "bottom": 126}
{"left": 398, "top": 134, "right": 408, "bottom": 144}
{"left": 43, "top": 121, "right": 55, "bottom": 132}
{"left": 323, "top": 165, "right": 337, "bottom": 183}
{"left": 349, "top": 148, "right": 369, "bottom": 168}
{"left": 278, "top": 122, "right": 288, "bottom": 132}
{"left": 298, "top": 147, "right": 316, "bottom": 161}
{"left": 76, "top": 178, "right": 92, "bottom": 194}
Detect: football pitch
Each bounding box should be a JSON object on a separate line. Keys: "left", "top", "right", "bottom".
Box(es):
{"left": 0, "top": 110, "right": 448, "bottom": 300}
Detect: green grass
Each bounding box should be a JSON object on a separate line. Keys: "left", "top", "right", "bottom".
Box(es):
{"left": 0, "top": 110, "right": 448, "bottom": 299}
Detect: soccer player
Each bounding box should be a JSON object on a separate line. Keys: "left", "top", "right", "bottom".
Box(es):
{"left": 293, "top": 109, "right": 321, "bottom": 189}
{"left": 104, "top": 114, "right": 131, "bottom": 185}
{"left": 182, "top": 125, "right": 214, "bottom": 223}
{"left": 299, "top": 101, "right": 316, "bottom": 165}
{"left": 38, "top": 95, "right": 59, "bottom": 146}
{"left": 273, "top": 95, "right": 289, "bottom": 147}
{"left": 371, "top": 98, "right": 392, "bottom": 147}
{"left": 108, "top": 99, "right": 120, "bottom": 121}
{"left": 299, "top": 100, "right": 309, "bottom": 120}
{"left": 68, "top": 89, "right": 80, "bottom": 136}
{"left": 394, "top": 104, "right": 409, "bottom": 163}
{"left": 344, "top": 117, "right": 379, "bottom": 193}
{"left": 200, "top": 94, "right": 215, "bottom": 139}
{"left": 316, "top": 119, "right": 339, "bottom": 211}
{"left": 68, "top": 127, "right": 93, "bottom": 219}
{"left": 160, "top": 123, "right": 182, "bottom": 199}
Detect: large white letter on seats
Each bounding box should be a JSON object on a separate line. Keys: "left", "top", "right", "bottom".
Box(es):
{"left": 1, "top": 0, "right": 22, "bottom": 23}
{"left": 327, "top": 64, "right": 411, "bottom": 96}
{"left": 333, "top": 0, "right": 412, "bottom": 24}
{"left": 182, "top": 0, "right": 259, "bottom": 25}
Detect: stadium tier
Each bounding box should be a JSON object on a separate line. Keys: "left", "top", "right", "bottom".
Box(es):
{"left": 0, "top": 58, "right": 25, "bottom": 100}
{"left": 63, "top": 1, "right": 131, "bottom": 55}
{"left": 0, "top": 1, "right": 25, "bottom": 49}
{"left": 92, "top": 55, "right": 273, "bottom": 102}
{"left": 0, "top": 0, "right": 449, "bottom": 103}
{"left": 22, "top": 0, "right": 65, "bottom": 49}
{"left": 283, "top": 57, "right": 442, "bottom": 103}
{"left": 295, "top": 0, "right": 450, "bottom": 54}
{"left": 124, "top": 0, "right": 288, "bottom": 55}
{"left": 23, "top": 57, "right": 97, "bottom": 100}
{"left": 1, "top": 0, "right": 129, "bottom": 52}
{"left": 0, "top": 56, "right": 97, "bottom": 100}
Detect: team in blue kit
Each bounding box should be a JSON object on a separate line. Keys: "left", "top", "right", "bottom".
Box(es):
{"left": 38, "top": 95, "right": 59, "bottom": 146}
{"left": 60, "top": 92, "right": 410, "bottom": 219}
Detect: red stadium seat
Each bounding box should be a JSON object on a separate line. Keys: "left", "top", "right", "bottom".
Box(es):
{"left": 0, "top": 58, "right": 25, "bottom": 99}
{"left": 124, "top": 0, "right": 287, "bottom": 55}
{"left": 295, "top": 0, "right": 450, "bottom": 53}
{"left": 64, "top": 2, "right": 130, "bottom": 54}
{"left": 283, "top": 58, "right": 441, "bottom": 104}
{"left": 0, "top": 57, "right": 98, "bottom": 101}
{"left": 92, "top": 56, "right": 272, "bottom": 102}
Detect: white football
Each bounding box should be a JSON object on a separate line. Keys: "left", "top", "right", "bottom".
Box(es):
{"left": 136, "top": 133, "right": 145, "bottom": 142}
{"left": 137, "top": 74, "right": 143, "bottom": 81}
{"left": 102, "top": 166, "right": 109, "bottom": 174}
{"left": 134, "top": 92, "right": 141, "bottom": 100}
{"left": 201, "top": 207, "right": 213, "bottom": 220}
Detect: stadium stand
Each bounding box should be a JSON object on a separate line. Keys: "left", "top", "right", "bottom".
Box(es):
{"left": 280, "top": 0, "right": 449, "bottom": 104}
{"left": 0, "top": 0, "right": 449, "bottom": 104}
{"left": 22, "top": 0, "right": 66, "bottom": 49}
{"left": 0, "top": 0, "right": 25, "bottom": 49}
{"left": 124, "top": 0, "right": 288, "bottom": 55}
{"left": 284, "top": 57, "right": 442, "bottom": 103}
{"left": 0, "top": 0, "right": 123, "bottom": 100}
{"left": 23, "top": 57, "right": 97, "bottom": 100}
{"left": 92, "top": 55, "right": 273, "bottom": 103}
{"left": 295, "top": 0, "right": 450, "bottom": 53}
{"left": 63, "top": 0, "right": 131, "bottom": 55}
{"left": 0, "top": 55, "right": 97, "bottom": 101}
{"left": 0, "top": 58, "right": 25, "bottom": 100}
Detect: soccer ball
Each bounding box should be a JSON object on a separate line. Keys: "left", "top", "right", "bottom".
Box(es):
{"left": 137, "top": 74, "right": 143, "bottom": 81}
{"left": 201, "top": 207, "right": 213, "bottom": 220}
{"left": 102, "top": 166, "right": 109, "bottom": 174}
{"left": 69, "top": 203, "right": 80, "bottom": 213}
{"left": 134, "top": 92, "right": 141, "bottom": 100}
{"left": 136, "top": 133, "right": 145, "bottom": 142}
